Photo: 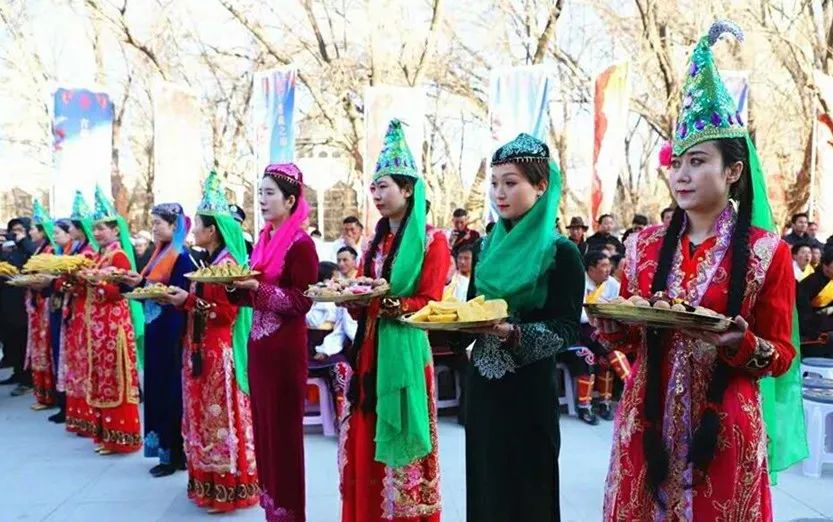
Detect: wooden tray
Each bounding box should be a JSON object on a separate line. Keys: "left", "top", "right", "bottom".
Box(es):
{"left": 185, "top": 271, "right": 260, "bottom": 284}
{"left": 305, "top": 285, "right": 389, "bottom": 303}
{"left": 122, "top": 288, "right": 174, "bottom": 300}
{"left": 584, "top": 303, "right": 732, "bottom": 333}
{"left": 399, "top": 314, "right": 508, "bottom": 332}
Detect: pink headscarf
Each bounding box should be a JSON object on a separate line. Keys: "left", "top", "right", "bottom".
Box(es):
{"left": 250, "top": 163, "right": 310, "bottom": 282}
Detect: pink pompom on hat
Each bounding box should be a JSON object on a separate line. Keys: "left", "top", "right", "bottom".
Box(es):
{"left": 658, "top": 140, "right": 672, "bottom": 168}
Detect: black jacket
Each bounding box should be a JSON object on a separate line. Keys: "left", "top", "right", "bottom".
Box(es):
{"left": 0, "top": 229, "right": 36, "bottom": 327}
{"left": 797, "top": 269, "right": 833, "bottom": 340}
{"left": 586, "top": 232, "right": 624, "bottom": 255}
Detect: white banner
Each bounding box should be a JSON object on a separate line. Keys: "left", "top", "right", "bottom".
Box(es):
{"left": 152, "top": 81, "right": 204, "bottom": 217}
{"left": 811, "top": 70, "right": 833, "bottom": 239}
{"left": 362, "top": 86, "right": 426, "bottom": 230}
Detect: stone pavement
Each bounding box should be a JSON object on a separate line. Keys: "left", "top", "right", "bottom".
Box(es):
{"left": 0, "top": 366, "right": 831, "bottom": 521}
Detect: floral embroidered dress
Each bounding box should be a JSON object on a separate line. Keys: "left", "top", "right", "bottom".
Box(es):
{"left": 601, "top": 211, "right": 796, "bottom": 521}
{"left": 63, "top": 241, "right": 98, "bottom": 437}
{"left": 340, "top": 227, "right": 449, "bottom": 522}
{"left": 181, "top": 249, "right": 259, "bottom": 511}
{"left": 84, "top": 241, "right": 142, "bottom": 452}
{"left": 229, "top": 229, "right": 317, "bottom": 522}
{"left": 25, "top": 242, "right": 55, "bottom": 406}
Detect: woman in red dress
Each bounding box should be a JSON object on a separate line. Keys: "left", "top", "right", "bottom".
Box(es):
{"left": 229, "top": 163, "right": 317, "bottom": 521}
{"left": 160, "top": 172, "right": 258, "bottom": 513}
{"left": 62, "top": 191, "right": 99, "bottom": 437}
{"left": 25, "top": 201, "right": 56, "bottom": 409}
{"left": 595, "top": 22, "right": 797, "bottom": 521}
{"left": 81, "top": 186, "right": 142, "bottom": 454}
{"left": 339, "top": 120, "right": 449, "bottom": 522}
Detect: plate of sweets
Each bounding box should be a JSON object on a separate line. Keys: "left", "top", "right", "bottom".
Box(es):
{"left": 76, "top": 267, "right": 130, "bottom": 284}
{"left": 22, "top": 254, "right": 92, "bottom": 275}
{"left": 123, "top": 283, "right": 178, "bottom": 300}
{"left": 5, "top": 273, "right": 56, "bottom": 288}
{"left": 584, "top": 292, "right": 732, "bottom": 333}
{"left": 0, "top": 261, "right": 19, "bottom": 277}
{"left": 401, "top": 295, "right": 509, "bottom": 331}
{"left": 305, "top": 277, "right": 390, "bottom": 303}
{"left": 185, "top": 264, "right": 260, "bottom": 284}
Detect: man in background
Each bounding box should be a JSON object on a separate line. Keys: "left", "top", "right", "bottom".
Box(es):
{"left": 133, "top": 231, "right": 153, "bottom": 272}
{"left": 0, "top": 217, "right": 36, "bottom": 394}
{"left": 329, "top": 216, "right": 366, "bottom": 263}
{"left": 587, "top": 214, "right": 624, "bottom": 254}
{"left": 660, "top": 207, "right": 674, "bottom": 228}
{"left": 783, "top": 212, "right": 811, "bottom": 246}
{"left": 448, "top": 208, "right": 480, "bottom": 257}
{"left": 566, "top": 217, "right": 589, "bottom": 257}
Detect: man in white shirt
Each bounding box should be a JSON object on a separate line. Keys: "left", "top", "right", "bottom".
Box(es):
{"left": 328, "top": 216, "right": 366, "bottom": 263}
{"left": 793, "top": 242, "right": 814, "bottom": 282}
{"left": 444, "top": 244, "right": 474, "bottom": 302}
{"left": 557, "top": 251, "right": 631, "bottom": 425}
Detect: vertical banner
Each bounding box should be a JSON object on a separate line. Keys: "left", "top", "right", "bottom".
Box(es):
{"left": 363, "top": 86, "right": 426, "bottom": 230}
{"left": 811, "top": 70, "right": 833, "bottom": 239}
{"left": 722, "top": 71, "right": 750, "bottom": 126}
{"left": 591, "top": 62, "right": 630, "bottom": 225}
{"left": 487, "top": 65, "right": 552, "bottom": 222}
{"left": 52, "top": 87, "right": 113, "bottom": 216}
{"left": 252, "top": 67, "right": 297, "bottom": 230}
{"left": 152, "top": 81, "right": 204, "bottom": 217}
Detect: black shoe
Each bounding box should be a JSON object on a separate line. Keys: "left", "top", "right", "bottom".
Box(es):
{"left": 0, "top": 375, "right": 18, "bottom": 386}
{"left": 150, "top": 464, "right": 177, "bottom": 478}
{"left": 10, "top": 384, "right": 32, "bottom": 396}
{"left": 578, "top": 406, "right": 599, "bottom": 425}
{"left": 598, "top": 402, "right": 615, "bottom": 421}
{"left": 48, "top": 411, "right": 66, "bottom": 424}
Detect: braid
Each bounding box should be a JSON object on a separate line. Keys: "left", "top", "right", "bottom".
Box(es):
{"left": 643, "top": 206, "right": 685, "bottom": 507}
{"left": 688, "top": 138, "right": 752, "bottom": 474}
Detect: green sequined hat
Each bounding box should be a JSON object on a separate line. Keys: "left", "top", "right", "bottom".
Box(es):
{"left": 92, "top": 185, "right": 119, "bottom": 224}
{"left": 673, "top": 20, "right": 746, "bottom": 155}
{"left": 491, "top": 133, "right": 550, "bottom": 166}
{"left": 32, "top": 199, "right": 51, "bottom": 226}
{"left": 197, "top": 171, "right": 233, "bottom": 217}
{"left": 373, "top": 119, "right": 419, "bottom": 180}
{"left": 71, "top": 190, "right": 92, "bottom": 221}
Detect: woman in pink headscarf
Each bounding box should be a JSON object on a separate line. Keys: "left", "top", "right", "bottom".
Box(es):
{"left": 229, "top": 163, "right": 318, "bottom": 522}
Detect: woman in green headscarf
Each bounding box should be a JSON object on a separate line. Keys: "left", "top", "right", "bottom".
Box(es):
{"left": 157, "top": 172, "right": 258, "bottom": 513}
{"left": 594, "top": 21, "right": 804, "bottom": 520}
{"left": 457, "top": 133, "right": 583, "bottom": 522}
{"left": 339, "top": 119, "right": 450, "bottom": 522}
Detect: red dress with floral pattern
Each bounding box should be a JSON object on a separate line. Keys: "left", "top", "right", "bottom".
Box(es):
{"left": 63, "top": 242, "right": 97, "bottom": 437}
{"left": 601, "top": 209, "right": 795, "bottom": 522}
{"left": 181, "top": 251, "right": 259, "bottom": 512}
{"left": 84, "top": 242, "right": 142, "bottom": 453}
{"left": 25, "top": 243, "right": 55, "bottom": 406}
{"left": 339, "top": 228, "right": 450, "bottom": 522}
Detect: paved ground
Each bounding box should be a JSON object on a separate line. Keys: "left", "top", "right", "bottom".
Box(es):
{"left": 1, "top": 366, "right": 831, "bottom": 521}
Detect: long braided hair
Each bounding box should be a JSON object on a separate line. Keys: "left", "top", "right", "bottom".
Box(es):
{"left": 643, "top": 137, "right": 753, "bottom": 507}
{"left": 346, "top": 175, "right": 416, "bottom": 413}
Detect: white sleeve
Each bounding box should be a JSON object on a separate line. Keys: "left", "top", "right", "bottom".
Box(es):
{"left": 317, "top": 330, "right": 345, "bottom": 356}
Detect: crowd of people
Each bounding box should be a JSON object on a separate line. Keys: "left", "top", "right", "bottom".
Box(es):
{"left": 0, "top": 19, "right": 829, "bottom": 522}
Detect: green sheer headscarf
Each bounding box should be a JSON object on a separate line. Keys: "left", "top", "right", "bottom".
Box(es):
{"left": 71, "top": 191, "right": 99, "bottom": 250}
{"left": 476, "top": 133, "right": 562, "bottom": 313}
{"left": 32, "top": 200, "right": 56, "bottom": 250}
{"left": 196, "top": 171, "right": 252, "bottom": 394}
{"left": 674, "top": 20, "right": 807, "bottom": 480}
{"left": 372, "top": 119, "right": 432, "bottom": 467}
{"left": 93, "top": 185, "right": 146, "bottom": 368}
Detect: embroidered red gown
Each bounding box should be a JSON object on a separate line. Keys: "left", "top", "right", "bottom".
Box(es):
{"left": 601, "top": 213, "right": 796, "bottom": 521}
{"left": 62, "top": 242, "right": 97, "bottom": 437}
{"left": 181, "top": 251, "right": 259, "bottom": 512}
{"left": 340, "top": 228, "right": 449, "bottom": 522}
{"left": 228, "top": 230, "right": 318, "bottom": 522}
{"left": 84, "top": 242, "right": 142, "bottom": 453}
{"left": 26, "top": 243, "right": 55, "bottom": 406}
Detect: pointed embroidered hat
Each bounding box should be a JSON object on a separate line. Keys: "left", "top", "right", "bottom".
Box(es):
{"left": 71, "top": 190, "right": 92, "bottom": 221}
{"left": 197, "top": 171, "right": 233, "bottom": 217}
{"left": 373, "top": 119, "right": 419, "bottom": 180}
{"left": 673, "top": 20, "right": 746, "bottom": 155}
{"left": 92, "top": 185, "right": 119, "bottom": 224}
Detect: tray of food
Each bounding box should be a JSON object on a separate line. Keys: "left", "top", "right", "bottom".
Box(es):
{"left": 123, "top": 283, "right": 178, "bottom": 300}
{"left": 401, "top": 295, "right": 509, "bottom": 331}
{"left": 76, "top": 268, "right": 130, "bottom": 284}
{"left": 185, "top": 264, "right": 260, "bottom": 283}
{"left": 22, "top": 254, "right": 92, "bottom": 274}
{"left": 5, "top": 273, "right": 57, "bottom": 288}
{"left": 0, "top": 261, "right": 19, "bottom": 277}
{"left": 584, "top": 293, "right": 732, "bottom": 333}
{"left": 305, "top": 277, "right": 389, "bottom": 303}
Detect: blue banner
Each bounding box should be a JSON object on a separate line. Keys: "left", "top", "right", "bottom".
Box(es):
{"left": 255, "top": 68, "right": 297, "bottom": 166}
{"left": 52, "top": 87, "right": 113, "bottom": 216}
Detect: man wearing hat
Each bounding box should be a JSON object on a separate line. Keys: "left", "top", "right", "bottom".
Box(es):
{"left": 566, "top": 216, "right": 589, "bottom": 257}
